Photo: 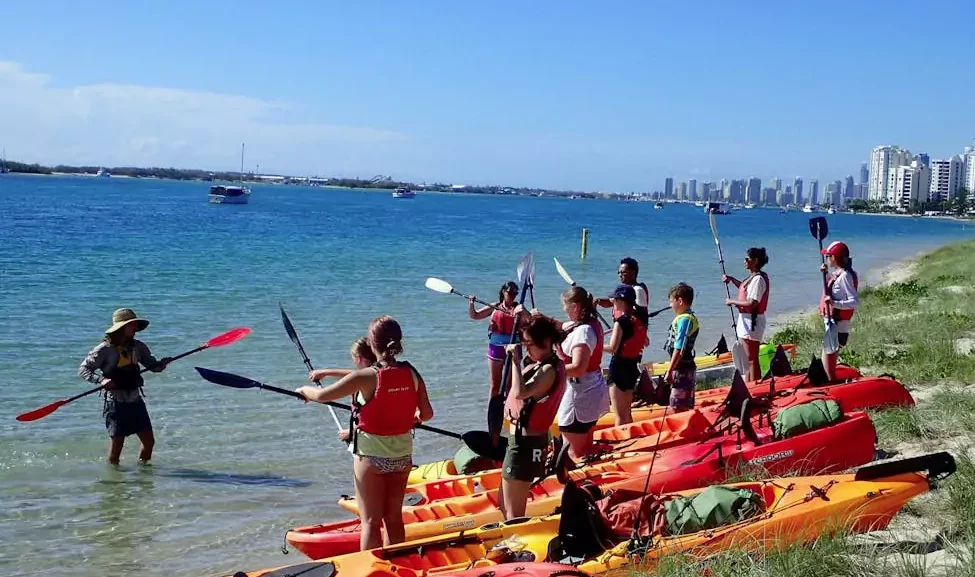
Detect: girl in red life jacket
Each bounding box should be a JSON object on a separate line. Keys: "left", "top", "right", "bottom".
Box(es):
{"left": 497, "top": 316, "right": 566, "bottom": 519}
{"left": 468, "top": 281, "right": 520, "bottom": 400}
{"left": 516, "top": 286, "right": 609, "bottom": 461}
{"left": 606, "top": 284, "right": 647, "bottom": 426}
{"left": 820, "top": 241, "right": 859, "bottom": 381}
{"left": 307, "top": 337, "right": 378, "bottom": 443}
{"left": 722, "top": 247, "right": 771, "bottom": 382}
{"left": 296, "top": 316, "right": 434, "bottom": 551}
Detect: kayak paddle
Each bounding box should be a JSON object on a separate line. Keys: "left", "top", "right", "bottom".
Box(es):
{"left": 707, "top": 212, "right": 748, "bottom": 376}
{"left": 423, "top": 278, "right": 512, "bottom": 315}
{"left": 486, "top": 251, "right": 534, "bottom": 448}
{"left": 553, "top": 257, "right": 612, "bottom": 329}
{"left": 194, "top": 367, "right": 463, "bottom": 440}
{"left": 16, "top": 327, "right": 251, "bottom": 422}
{"left": 280, "top": 304, "right": 344, "bottom": 431}
{"left": 809, "top": 217, "right": 840, "bottom": 354}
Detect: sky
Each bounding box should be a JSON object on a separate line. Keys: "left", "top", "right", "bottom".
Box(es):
{"left": 1, "top": 1, "right": 973, "bottom": 191}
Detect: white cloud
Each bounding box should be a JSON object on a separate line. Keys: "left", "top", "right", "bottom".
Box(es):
{"left": 0, "top": 62, "right": 407, "bottom": 175}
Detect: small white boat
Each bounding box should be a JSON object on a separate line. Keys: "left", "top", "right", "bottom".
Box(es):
{"left": 827, "top": 207, "right": 837, "bottom": 215}
{"left": 392, "top": 186, "right": 416, "bottom": 199}
{"left": 210, "top": 144, "right": 250, "bottom": 204}
{"left": 802, "top": 205, "right": 816, "bottom": 213}
{"left": 653, "top": 201, "right": 664, "bottom": 210}
{"left": 694, "top": 201, "right": 706, "bottom": 207}
{"left": 744, "top": 203, "right": 757, "bottom": 210}
{"left": 209, "top": 185, "right": 251, "bottom": 204}
{"left": 96, "top": 168, "right": 110, "bottom": 178}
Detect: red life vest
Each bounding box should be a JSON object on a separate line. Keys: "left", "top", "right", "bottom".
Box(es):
{"left": 737, "top": 272, "right": 770, "bottom": 320}
{"left": 355, "top": 364, "right": 418, "bottom": 436}
{"left": 488, "top": 305, "right": 516, "bottom": 336}
{"left": 819, "top": 269, "right": 859, "bottom": 321}
{"left": 556, "top": 318, "right": 604, "bottom": 373}
{"left": 505, "top": 358, "right": 566, "bottom": 435}
{"left": 617, "top": 313, "right": 647, "bottom": 359}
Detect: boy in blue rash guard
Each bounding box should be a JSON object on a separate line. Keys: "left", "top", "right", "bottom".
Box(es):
{"left": 663, "top": 283, "right": 699, "bottom": 412}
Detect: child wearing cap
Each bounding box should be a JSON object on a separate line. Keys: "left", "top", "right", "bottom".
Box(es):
{"left": 820, "top": 241, "right": 859, "bottom": 380}
{"left": 663, "top": 283, "right": 700, "bottom": 412}
{"left": 606, "top": 284, "right": 647, "bottom": 425}
{"left": 78, "top": 308, "right": 170, "bottom": 465}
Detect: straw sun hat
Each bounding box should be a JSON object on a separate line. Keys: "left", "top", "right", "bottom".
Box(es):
{"left": 105, "top": 308, "right": 150, "bottom": 334}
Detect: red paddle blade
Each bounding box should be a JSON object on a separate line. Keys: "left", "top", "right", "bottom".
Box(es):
{"left": 16, "top": 400, "right": 67, "bottom": 422}
{"left": 204, "top": 327, "right": 251, "bottom": 348}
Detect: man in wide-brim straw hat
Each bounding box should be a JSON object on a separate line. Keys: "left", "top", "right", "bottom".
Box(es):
{"left": 79, "top": 308, "right": 171, "bottom": 465}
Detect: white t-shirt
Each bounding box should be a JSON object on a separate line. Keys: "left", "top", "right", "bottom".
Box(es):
{"left": 736, "top": 274, "right": 768, "bottom": 342}
{"left": 556, "top": 322, "right": 610, "bottom": 426}
{"left": 633, "top": 285, "right": 649, "bottom": 308}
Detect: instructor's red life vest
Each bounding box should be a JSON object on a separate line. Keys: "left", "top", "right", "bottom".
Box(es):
{"left": 355, "top": 364, "right": 418, "bottom": 436}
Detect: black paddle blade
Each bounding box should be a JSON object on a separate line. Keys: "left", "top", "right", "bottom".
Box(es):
{"left": 768, "top": 345, "right": 793, "bottom": 377}
{"left": 710, "top": 335, "right": 730, "bottom": 356}
{"left": 279, "top": 303, "right": 306, "bottom": 351}
{"left": 723, "top": 370, "right": 753, "bottom": 418}
{"left": 232, "top": 562, "right": 336, "bottom": 577}
{"left": 809, "top": 216, "right": 829, "bottom": 241}
{"left": 854, "top": 452, "right": 956, "bottom": 483}
{"left": 805, "top": 356, "right": 830, "bottom": 387}
{"left": 462, "top": 430, "right": 507, "bottom": 462}
{"left": 195, "top": 367, "right": 261, "bottom": 389}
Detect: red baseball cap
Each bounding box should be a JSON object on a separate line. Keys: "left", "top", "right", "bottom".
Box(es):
{"left": 821, "top": 241, "right": 850, "bottom": 258}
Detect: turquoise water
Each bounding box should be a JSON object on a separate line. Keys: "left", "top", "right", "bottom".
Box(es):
{"left": 1, "top": 175, "right": 972, "bottom": 576}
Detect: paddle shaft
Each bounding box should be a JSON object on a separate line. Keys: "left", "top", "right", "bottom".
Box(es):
{"left": 457, "top": 291, "right": 513, "bottom": 315}
{"left": 816, "top": 231, "right": 833, "bottom": 316}
{"left": 90, "top": 343, "right": 206, "bottom": 394}
{"left": 280, "top": 307, "right": 345, "bottom": 430}
{"left": 710, "top": 221, "right": 741, "bottom": 336}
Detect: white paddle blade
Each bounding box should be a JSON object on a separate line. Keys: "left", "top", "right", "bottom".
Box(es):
{"left": 553, "top": 257, "right": 575, "bottom": 286}
{"left": 516, "top": 252, "right": 534, "bottom": 287}
{"left": 823, "top": 319, "right": 841, "bottom": 354}
{"left": 731, "top": 340, "right": 748, "bottom": 377}
{"left": 708, "top": 212, "right": 720, "bottom": 244}
{"left": 425, "top": 277, "right": 453, "bottom": 294}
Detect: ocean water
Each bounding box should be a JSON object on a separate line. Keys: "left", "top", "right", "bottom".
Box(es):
{"left": 0, "top": 175, "right": 972, "bottom": 576}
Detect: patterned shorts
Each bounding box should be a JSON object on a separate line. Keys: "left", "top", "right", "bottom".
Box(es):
{"left": 362, "top": 454, "right": 413, "bottom": 474}
{"left": 669, "top": 367, "right": 697, "bottom": 412}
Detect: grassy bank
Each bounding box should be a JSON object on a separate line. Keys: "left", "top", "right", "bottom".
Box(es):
{"left": 646, "top": 239, "right": 975, "bottom": 577}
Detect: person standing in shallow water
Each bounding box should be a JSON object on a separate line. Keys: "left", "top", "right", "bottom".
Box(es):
{"left": 78, "top": 308, "right": 171, "bottom": 465}
{"left": 296, "top": 316, "right": 434, "bottom": 551}
{"left": 468, "top": 281, "right": 520, "bottom": 400}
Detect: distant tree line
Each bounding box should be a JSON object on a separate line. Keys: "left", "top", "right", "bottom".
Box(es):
{"left": 846, "top": 189, "right": 972, "bottom": 217}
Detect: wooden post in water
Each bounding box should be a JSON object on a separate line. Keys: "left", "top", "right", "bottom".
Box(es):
{"left": 581, "top": 228, "right": 590, "bottom": 259}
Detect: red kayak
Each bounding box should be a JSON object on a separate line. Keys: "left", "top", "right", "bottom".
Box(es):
{"left": 287, "top": 405, "right": 877, "bottom": 559}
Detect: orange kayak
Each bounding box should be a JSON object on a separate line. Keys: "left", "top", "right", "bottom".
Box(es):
{"left": 233, "top": 452, "right": 955, "bottom": 577}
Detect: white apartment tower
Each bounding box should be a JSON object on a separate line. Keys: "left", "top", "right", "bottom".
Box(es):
{"left": 890, "top": 160, "right": 931, "bottom": 208}
{"left": 929, "top": 156, "right": 964, "bottom": 203}
{"left": 869, "top": 145, "right": 912, "bottom": 204}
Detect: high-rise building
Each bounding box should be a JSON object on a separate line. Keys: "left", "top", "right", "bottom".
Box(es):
{"left": 746, "top": 177, "right": 762, "bottom": 204}
{"left": 762, "top": 188, "right": 777, "bottom": 205}
{"left": 729, "top": 179, "right": 745, "bottom": 203}
{"left": 719, "top": 179, "right": 728, "bottom": 195}
{"left": 793, "top": 177, "right": 803, "bottom": 205}
{"left": 688, "top": 179, "right": 697, "bottom": 201}
{"left": 869, "top": 145, "right": 912, "bottom": 204}
{"left": 677, "top": 181, "right": 688, "bottom": 200}
{"left": 808, "top": 179, "right": 819, "bottom": 205}
{"left": 844, "top": 176, "right": 855, "bottom": 199}
{"left": 964, "top": 143, "right": 975, "bottom": 193}
{"left": 891, "top": 160, "right": 931, "bottom": 208}
{"left": 664, "top": 177, "right": 674, "bottom": 198}
{"left": 929, "top": 156, "right": 964, "bottom": 203}
{"left": 770, "top": 177, "right": 782, "bottom": 191}
{"left": 916, "top": 153, "right": 930, "bottom": 168}
{"left": 859, "top": 162, "right": 869, "bottom": 185}
{"left": 701, "top": 182, "right": 712, "bottom": 200}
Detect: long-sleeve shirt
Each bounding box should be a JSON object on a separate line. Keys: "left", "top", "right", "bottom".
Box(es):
{"left": 828, "top": 269, "right": 859, "bottom": 311}
{"left": 78, "top": 340, "right": 161, "bottom": 403}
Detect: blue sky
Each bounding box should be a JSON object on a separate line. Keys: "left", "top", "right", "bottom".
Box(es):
{"left": 1, "top": 1, "right": 973, "bottom": 191}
